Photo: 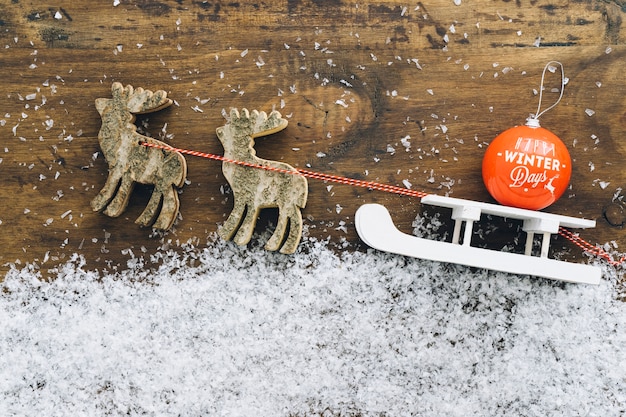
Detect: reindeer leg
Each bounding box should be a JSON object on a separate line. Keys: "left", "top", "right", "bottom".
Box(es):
{"left": 149, "top": 186, "right": 180, "bottom": 230}
{"left": 233, "top": 204, "right": 261, "bottom": 246}
{"left": 219, "top": 199, "right": 247, "bottom": 241}
{"left": 265, "top": 209, "right": 289, "bottom": 252}
{"left": 103, "top": 172, "right": 135, "bottom": 217}
{"left": 279, "top": 206, "right": 303, "bottom": 254}
{"left": 135, "top": 188, "right": 163, "bottom": 228}
{"left": 91, "top": 170, "right": 123, "bottom": 212}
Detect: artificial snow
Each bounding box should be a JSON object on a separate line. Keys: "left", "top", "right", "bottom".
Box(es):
{"left": 1, "top": 235, "right": 625, "bottom": 416}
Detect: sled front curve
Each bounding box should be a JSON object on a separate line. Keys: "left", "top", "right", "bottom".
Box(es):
{"left": 355, "top": 202, "right": 601, "bottom": 284}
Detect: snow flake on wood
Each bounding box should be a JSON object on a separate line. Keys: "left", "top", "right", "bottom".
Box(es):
{"left": 216, "top": 108, "right": 308, "bottom": 254}
{"left": 91, "top": 82, "right": 187, "bottom": 230}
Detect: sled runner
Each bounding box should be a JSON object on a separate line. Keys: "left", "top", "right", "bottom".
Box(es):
{"left": 355, "top": 195, "right": 602, "bottom": 284}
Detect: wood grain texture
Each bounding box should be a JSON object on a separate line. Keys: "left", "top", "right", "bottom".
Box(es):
{"left": 1, "top": 0, "right": 626, "bottom": 276}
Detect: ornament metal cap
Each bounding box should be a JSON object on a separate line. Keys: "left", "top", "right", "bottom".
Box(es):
{"left": 525, "top": 117, "right": 541, "bottom": 128}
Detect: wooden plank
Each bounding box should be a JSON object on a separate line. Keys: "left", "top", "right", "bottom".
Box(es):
{"left": 1, "top": 1, "right": 625, "bottom": 276}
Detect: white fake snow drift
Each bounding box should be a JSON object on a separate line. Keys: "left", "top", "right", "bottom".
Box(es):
{"left": 1, "top": 235, "right": 625, "bottom": 416}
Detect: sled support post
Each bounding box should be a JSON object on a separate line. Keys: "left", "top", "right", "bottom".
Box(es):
{"left": 525, "top": 233, "right": 535, "bottom": 256}
{"left": 355, "top": 195, "right": 602, "bottom": 284}
{"left": 451, "top": 205, "right": 481, "bottom": 246}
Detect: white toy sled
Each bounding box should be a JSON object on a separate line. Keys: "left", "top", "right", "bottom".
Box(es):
{"left": 355, "top": 195, "right": 601, "bottom": 284}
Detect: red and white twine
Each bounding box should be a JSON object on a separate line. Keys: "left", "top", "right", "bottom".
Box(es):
{"left": 141, "top": 141, "right": 624, "bottom": 268}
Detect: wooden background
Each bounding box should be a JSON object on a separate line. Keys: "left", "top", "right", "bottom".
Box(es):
{"left": 1, "top": 0, "right": 626, "bottom": 277}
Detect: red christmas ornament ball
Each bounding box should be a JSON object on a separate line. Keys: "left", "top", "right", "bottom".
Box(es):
{"left": 482, "top": 121, "right": 572, "bottom": 210}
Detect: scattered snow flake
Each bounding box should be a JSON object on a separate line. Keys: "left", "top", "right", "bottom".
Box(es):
{"left": 533, "top": 36, "right": 542, "bottom": 47}
{"left": 454, "top": 0, "right": 462, "bottom": 5}
{"left": 400, "top": 135, "right": 411, "bottom": 150}
{"left": 335, "top": 204, "right": 343, "bottom": 214}
{"left": 113, "top": 0, "right": 120, "bottom": 5}
{"left": 316, "top": 152, "right": 326, "bottom": 158}
{"left": 403, "top": 179, "right": 412, "bottom": 189}
{"left": 606, "top": 46, "right": 613, "bottom": 54}
{"left": 410, "top": 58, "right": 422, "bottom": 69}
{"left": 335, "top": 99, "right": 348, "bottom": 108}
{"left": 54, "top": 11, "right": 62, "bottom": 19}
{"left": 585, "top": 108, "right": 595, "bottom": 117}
{"left": 241, "top": 49, "right": 249, "bottom": 57}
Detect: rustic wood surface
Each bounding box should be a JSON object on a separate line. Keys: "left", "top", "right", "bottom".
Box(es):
{"left": 1, "top": 0, "right": 626, "bottom": 277}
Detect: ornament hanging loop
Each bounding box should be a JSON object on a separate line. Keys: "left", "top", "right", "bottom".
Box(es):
{"left": 526, "top": 61, "right": 565, "bottom": 128}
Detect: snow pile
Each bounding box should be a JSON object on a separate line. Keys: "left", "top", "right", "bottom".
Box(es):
{"left": 1, "top": 237, "right": 625, "bottom": 416}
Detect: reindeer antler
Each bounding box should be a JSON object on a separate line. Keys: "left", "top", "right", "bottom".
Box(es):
{"left": 225, "top": 108, "right": 288, "bottom": 138}
{"left": 110, "top": 81, "right": 172, "bottom": 114}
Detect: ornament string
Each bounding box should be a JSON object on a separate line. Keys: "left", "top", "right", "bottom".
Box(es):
{"left": 140, "top": 140, "right": 624, "bottom": 268}
{"left": 529, "top": 61, "right": 565, "bottom": 124}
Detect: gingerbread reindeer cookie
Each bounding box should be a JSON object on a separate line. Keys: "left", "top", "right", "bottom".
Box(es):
{"left": 91, "top": 82, "right": 187, "bottom": 230}
{"left": 216, "top": 108, "right": 308, "bottom": 254}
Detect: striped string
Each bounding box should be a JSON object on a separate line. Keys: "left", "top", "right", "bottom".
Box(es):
{"left": 140, "top": 141, "right": 429, "bottom": 199}
{"left": 558, "top": 227, "right": 626, "bottom": 267}
{"left": 141, "top": 141, "right": 623, "bottom": 267}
